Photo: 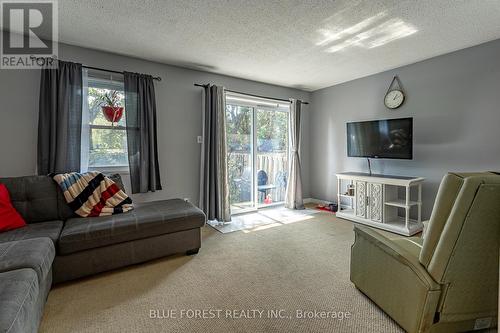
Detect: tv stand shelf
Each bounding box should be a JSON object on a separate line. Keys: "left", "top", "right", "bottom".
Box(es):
{"left": 336, "top": 172, "right": 424, "bottom": 236}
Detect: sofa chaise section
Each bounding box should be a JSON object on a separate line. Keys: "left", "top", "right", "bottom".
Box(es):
{"left": 58, "top": 199, "right": 205, "bottom": 255}
{"left": 53, "top": 198, "right": 205, "bottom": 283}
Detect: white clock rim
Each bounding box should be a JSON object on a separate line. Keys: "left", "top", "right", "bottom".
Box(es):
{"left": 385, "top": 90, "right": 404, "bottom": 109}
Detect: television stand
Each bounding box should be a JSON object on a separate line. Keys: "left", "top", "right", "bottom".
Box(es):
{"left": 336, "top": 172, "right": 424, "bottom": 236}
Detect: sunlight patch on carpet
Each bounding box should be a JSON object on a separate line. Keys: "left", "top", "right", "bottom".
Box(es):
{"left": 207, "top": 207, "right": 319, "bottom": 234}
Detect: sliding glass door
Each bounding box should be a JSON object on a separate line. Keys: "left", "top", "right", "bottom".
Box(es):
{"left": 226, "top": 94, "right": 289, "bottom": 214}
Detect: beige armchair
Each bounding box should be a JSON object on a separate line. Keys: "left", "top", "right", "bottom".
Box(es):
{"left": 350, "top": 172, "right": 500, "bottom": 333}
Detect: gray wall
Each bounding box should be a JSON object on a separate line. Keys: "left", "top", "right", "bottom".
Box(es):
{"left": 3, "top": 39, "right": 499, "bottom": 215}
{"left": 310, "top": 39, "right": 500, "bottom": 219}
{"left": 0, "top": 43, "right": 311, "bottom": 204}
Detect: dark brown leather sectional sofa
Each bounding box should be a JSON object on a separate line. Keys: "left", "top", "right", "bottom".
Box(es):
{"left": 0, "top": 175, "right": 206, "bottom": 333}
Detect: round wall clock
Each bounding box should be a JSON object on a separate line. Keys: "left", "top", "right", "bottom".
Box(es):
{"left": 384, "top": 89, "right": 405, "bottom": 109}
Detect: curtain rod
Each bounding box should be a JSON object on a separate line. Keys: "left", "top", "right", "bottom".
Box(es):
{"left": 34, "top": 57, "right": 162, "bottom": 81}
{"left": 83, "top": 65, "right": 162, "bottom": 81}
{"left": 194, "top": 83, "right": 309, "bottom": 104}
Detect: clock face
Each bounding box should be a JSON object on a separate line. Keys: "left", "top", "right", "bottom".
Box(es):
{"left": 384, "top": 90, "right": 405, "bottom": 109}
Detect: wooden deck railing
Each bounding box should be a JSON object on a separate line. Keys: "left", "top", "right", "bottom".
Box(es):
{"left": 228, "top": 151, "right": 288, "bottom": 203}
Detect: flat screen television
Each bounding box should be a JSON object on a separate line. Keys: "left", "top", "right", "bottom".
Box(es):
{"left": 347, "top": 117, "right": 413, "bottom": 159}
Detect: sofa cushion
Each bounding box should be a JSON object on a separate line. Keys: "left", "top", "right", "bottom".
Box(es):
{"left": 58, "top": 199, "right": 205, "bottom": 255}
{"left": 0, "top": 184, "right": 26, "bottom": 232}
{"left": 0, "top": 238, "right": 55, "bottom": 283}
{"left": 0, "top": 175, "right": 72, "bottom": 223}
{"left": 0, "top": 220, "right": 63, "bottom": 245}
{"left": 0, "top": 269, "right": 39, "bottom": 333}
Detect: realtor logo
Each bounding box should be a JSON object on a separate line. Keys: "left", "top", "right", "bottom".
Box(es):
{"left": 1, "top": 0, "right": 58, "bottom": 69}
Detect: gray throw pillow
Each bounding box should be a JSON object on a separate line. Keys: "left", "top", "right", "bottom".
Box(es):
{"left": 106, "top": 174, "right": 126, "bottom": 193}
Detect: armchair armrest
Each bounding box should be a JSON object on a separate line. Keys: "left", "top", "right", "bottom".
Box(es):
{"left": 353, "top": 225, "right": 440, "bottom": 290}
{"left": 351, "top": 225, "right": 442, "bottom": 333}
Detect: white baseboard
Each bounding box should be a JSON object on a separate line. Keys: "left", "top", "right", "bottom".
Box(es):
{"left": 303, "top": 198, "right": 332, "bottom": 205}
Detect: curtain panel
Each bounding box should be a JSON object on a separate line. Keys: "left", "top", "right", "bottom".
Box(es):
{"left": 199, "top": 85, "right": 231, "bottom": 222}
{"left": 285, "top": 99, "right": 304, "bottom": 209}
{"left": 38, "top": 60, "right": 83, "bottom": 175}
{"left": 124, "top": 72, "right": 162, "bottom": 194}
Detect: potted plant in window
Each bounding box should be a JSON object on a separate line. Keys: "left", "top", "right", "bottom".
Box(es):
{"left": 99, "top": 90, "right": 124, "bottom": 124}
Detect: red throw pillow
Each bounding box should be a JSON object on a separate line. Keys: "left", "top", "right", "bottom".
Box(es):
{"left": 0, "top": 183, "right": 26, "bottom": 232}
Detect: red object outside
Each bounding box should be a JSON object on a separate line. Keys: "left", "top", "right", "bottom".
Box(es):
{"left": 102, "top": 106, "right": 124, "bottom": 123}
{"left": 264, "top": 195, "right": 273, "bottom": 204}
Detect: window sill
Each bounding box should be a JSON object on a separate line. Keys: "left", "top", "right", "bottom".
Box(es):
{"left": 88, "top": 166, "right": 130, "bottom": 175}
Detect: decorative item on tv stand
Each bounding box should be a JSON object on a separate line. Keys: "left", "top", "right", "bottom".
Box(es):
{"left": 347, "top": 184, "right": 355, "bottom": 196}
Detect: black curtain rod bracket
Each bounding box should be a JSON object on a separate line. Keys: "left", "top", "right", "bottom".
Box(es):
{"left": 193, "top": 83, "right": 309, "bottom": 104}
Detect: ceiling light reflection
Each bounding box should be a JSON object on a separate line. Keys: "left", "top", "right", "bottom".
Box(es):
{"left": 316, "top": 12, "right": 387, "bottom": 46}
{"left": 367, "top": 20, "right": 418, "bottom": 48}
{"left": 317, "top": 17, "right": 418, "bottom": 54}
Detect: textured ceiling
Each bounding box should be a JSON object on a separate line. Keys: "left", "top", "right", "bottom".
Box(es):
{"left": 56, "top": 0, "right": 500, "bottom": 91}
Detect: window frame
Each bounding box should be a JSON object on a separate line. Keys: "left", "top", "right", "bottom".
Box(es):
{"left": 82, "top": 70, "right": 130, "bottom": 173}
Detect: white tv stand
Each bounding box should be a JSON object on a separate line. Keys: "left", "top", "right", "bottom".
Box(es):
{"left": 336, "top": 172, "right": 424, "bottom": 236}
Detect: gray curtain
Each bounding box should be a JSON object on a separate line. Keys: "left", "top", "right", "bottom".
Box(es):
{"left": 285, "top": 99, "right": 304, "bottom": 209}
{"left": 124, "top": 72, "right": 162, "bottom": 193}
{"left": 199, "top": 85, "right": 231, "bottom": 222}
{"left": 38, "top": 60, "right": 83, "bottom": 175}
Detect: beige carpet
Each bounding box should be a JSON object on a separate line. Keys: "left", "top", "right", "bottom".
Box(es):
{"left": 40, "top": 209, "right": 405, "bottom": 333}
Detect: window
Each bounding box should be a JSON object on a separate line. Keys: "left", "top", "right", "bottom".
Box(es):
{"left": 81, "top": 69, "right": 128, "bottom": 171}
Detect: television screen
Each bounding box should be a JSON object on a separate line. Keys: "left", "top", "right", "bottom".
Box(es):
{"left": 347, "top": 117, "right": 413, "bottom": 159}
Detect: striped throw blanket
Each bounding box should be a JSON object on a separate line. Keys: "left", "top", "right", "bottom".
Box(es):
{"left": 52, "top": 172, "right": 133, "bottom": 217}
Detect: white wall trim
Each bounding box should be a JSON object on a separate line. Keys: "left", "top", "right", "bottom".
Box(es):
{"left": 303, "top": 197, "right": 332, "bottom": 205}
